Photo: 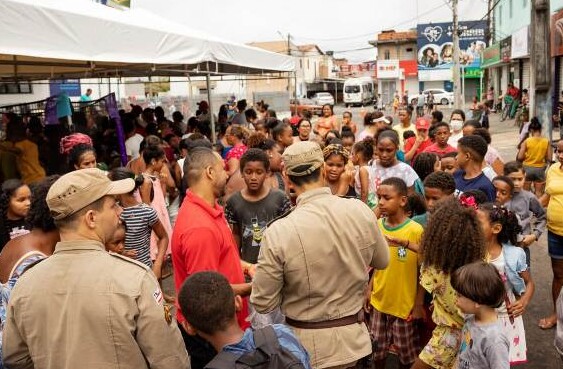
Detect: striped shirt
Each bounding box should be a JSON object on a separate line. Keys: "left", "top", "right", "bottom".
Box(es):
{"left": 120, "top": 203, "right": 158, "bottom": 267}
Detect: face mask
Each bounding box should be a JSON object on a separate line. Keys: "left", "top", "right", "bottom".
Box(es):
{"left": 450, "top": 120, "right": 463, "bottom": 131}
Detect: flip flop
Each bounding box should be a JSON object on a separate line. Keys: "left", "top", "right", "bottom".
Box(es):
{"left": 538, "top": 317, "right": 557, "bottom": 330}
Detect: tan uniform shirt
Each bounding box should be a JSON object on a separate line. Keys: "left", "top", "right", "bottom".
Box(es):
{"left": 250, "top": 188, "right": 389, "bottom": 369}
{"left": 2, "top": 240, "right": 190, "bottom": 369}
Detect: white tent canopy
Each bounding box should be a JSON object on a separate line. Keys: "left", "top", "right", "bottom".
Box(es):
{"left": 0, "top": 0, "right": 295, "bottom": 81}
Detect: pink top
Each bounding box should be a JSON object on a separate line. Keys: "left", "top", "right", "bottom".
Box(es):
{"left": 135, "top": 175, "right": 172, "bottom": 259}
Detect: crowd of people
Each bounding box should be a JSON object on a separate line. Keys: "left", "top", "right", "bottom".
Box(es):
{"left": 0, "top": 96, "right": 560, "bottom": 369}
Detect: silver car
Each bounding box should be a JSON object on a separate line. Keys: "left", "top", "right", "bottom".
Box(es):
{"left": 312, "top": 92, "right": 335, "bottom": 106}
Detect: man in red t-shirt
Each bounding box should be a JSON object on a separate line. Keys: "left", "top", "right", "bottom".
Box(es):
{"left": 404, "top": 116, "right": 432, "bottom": 163}
{"left": 171, "top": 147, "right": 251, "bottom": 369}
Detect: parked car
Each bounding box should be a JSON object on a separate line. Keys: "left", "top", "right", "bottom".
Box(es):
{"left": 312, "top": 92, "right": 335, "bottom": 106}
{"left": 290, "top": 98, "right": 323, "bottom": 116}
{"left": 408, "top": 89, "right": 453, "bottom": 106}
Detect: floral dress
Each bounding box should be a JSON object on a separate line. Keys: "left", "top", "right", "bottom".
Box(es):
{"left": 0, "top": 251, "right": 46, "bottom": 369}
{"left": 490, "top": 252, "right": 527, "bottom": 364}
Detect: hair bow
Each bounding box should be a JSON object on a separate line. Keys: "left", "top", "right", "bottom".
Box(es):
{"left": 459, "top": 195, "right": 478, "bottom": 210}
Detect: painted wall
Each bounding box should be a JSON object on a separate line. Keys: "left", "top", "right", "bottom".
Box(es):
{"left": 495, "top": 0, "right": 563, "bottom": 42}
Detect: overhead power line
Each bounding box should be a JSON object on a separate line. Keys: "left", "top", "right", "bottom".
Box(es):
{"left": 291, "top": 2, "right": 448, "bottom": 43}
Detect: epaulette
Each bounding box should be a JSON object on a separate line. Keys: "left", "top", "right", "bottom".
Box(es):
{"left": 266, "top": 206, "right": 294, "bottom": 227}
{"left": 109, "top": 251, "right": 151, "bottom": 271}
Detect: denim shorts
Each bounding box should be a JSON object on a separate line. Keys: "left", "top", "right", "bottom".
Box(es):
{"left": 523, "top": 165, "right": 547, "bottom": 182}
{"left": 548, "top": 231, "right": 563, "bottom": 259}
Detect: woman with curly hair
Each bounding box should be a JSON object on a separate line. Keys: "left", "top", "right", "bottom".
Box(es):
{"left": 0, "top": 176, "right": 60, "bottom": 367}
{"left": 412, "top": 197, "right": 486, "bottom": 369}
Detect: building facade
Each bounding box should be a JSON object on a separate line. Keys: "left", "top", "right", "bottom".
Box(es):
{"left": 371, "top": 30, "right": 419, "bottom": 106}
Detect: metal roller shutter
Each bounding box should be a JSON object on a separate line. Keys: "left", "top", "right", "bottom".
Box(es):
{"left": 522, "top": 59, "right": 531, "bottom": 90}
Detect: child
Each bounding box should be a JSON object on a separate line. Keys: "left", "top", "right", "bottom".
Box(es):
{"left": 476, "top": 203, "right": 535, "bottom": 365}
{"left": 423, "top": 122, "right": 457, "bottom": 156}
{"left": 106, "top": 225, "right": 126, "bottom": 255}
{"left": 323, "top": 144, "right": 354, "bottom": 197}
{"left": 109, "top": 167, "right": 169, "bottom": 279}
{"left": 0, "top": 180, "right": 31, "bottom": 251}
{"left": 516, "top": 117, "right": 551, "bottom": 195}
{"left": 372, "top": 130, "right": 420, "bottom": 195}
{"left": 351, "top": 138, "right": 378, "bottom": 209}
{"left": 178, "top": 271, "right": 312, "bottom": 369}
{"left": 411, "top": 197, "right": 486, "bottom": 369}
{"left": 225, "top": 149, "right": 291, "bottom": 266}
{"left": 492, "top": 175, "right": 515, "bottom": 206}
{"left": 503, "top": 161, "right": 546, "bottom": 267}
{"left": 138, "top": 145, "right": 173, "bottom": 262}
{"left": 455, "top": 135, "right": 496, "bottom": 202}
{"left": 412, "top": 171, "right": 456, "bottom": 227}
{"left": 440, "top": 151, "right": 458, "bottom": 175}
{"left": 369, "top": 177, "right": 424, "bottom": 369}
{"left": 451, "top": 261, "right": 509, "bottom": 369}
{"left": 412, "top": 152, "right": 440, "bottom": 183}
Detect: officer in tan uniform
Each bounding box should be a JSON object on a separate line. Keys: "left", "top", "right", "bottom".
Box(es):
{"left": 2, "top": 168, "right": 190, "bottom": 369}
{"left": 250, "top": 141, "right": 390, "bottom": 369}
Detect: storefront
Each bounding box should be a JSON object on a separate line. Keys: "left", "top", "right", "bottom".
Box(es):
{"left": 376, "top": 59, "right": 400, "bottom": 106}
{"left": 481, "top": 42, "right": 501, "bottom": 98}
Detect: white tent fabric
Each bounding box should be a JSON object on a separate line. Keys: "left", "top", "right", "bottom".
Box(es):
{"left": 0, "top": 0, "right": 294, "bottom": 80}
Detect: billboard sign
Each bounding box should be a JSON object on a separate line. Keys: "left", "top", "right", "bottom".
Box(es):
{"left": 552, "top": 8, "right": 563, "bottom": 57}
{"left": 417, "top": 21, "right": 487, "bottom": 81}
{"left": 49, "top": 79, "right": 81, "bottom": 97}
{"left": 481, "top": 43, "right": 500, "bottom": 68}
{"left": 511, "top": 26, "right": 529, "bottom": 59}
{"left": 377, "top": 60, "right": 400, "bottom": 79}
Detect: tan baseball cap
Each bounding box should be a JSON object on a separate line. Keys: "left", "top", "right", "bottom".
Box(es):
{"left": 282, "top": 141, "right": 324, "bottom": 177}
{"left": 47, "top": 168, "right": 135, "bottom": 220}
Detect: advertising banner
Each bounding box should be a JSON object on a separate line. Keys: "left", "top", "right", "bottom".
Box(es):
{"left": 500, "top": 36, "right": 512, "bottom": 63}
{"left": 49, "top": 79, "right": 81, "bottom": 97}
{"left": 552, "top": 8, "right": 563, "bottom": 57}
{"left": 417, "top": 20, "right": 487, "bottom": 81}
{"left": 93, "top": 0, "right": 131, "bottom": 10}
{"left": 481, "top": 43, "right": 501, "bottom": 68}
{"left": 511, "top": 26, "right": 529, "bottom": 59}
{"left": 377, "top": 60, "right": 400, "bottom": 79}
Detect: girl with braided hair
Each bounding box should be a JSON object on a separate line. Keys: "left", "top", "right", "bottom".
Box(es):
{"left": 476, "top": 203, "right": 534, "bottom": 364}
{"left": 323, "top": 143, "right": 355, "bottom": 197}
{"left": 412, "top": 197, "right": 486, "bottom": 369}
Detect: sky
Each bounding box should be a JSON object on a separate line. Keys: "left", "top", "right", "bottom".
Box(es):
{"left": 134, "top": 0, "right": 488, "bottom": 63}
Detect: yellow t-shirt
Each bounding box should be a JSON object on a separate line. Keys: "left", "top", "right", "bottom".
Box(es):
{"left": 370, "top": 218, "right": 422, "bottom": 319}
{"left": 523, "top": 136, "right": 549, "bottom": 168}
{"left": 420, "top": 265, "right": 464, "bottom": 329}
{"left": 546, "top": 163, "right": 563, "bottom": 236}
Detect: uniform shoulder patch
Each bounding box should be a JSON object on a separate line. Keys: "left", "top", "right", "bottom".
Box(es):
{"left": 109, "top": 251, "right": 151, "bottom": 271}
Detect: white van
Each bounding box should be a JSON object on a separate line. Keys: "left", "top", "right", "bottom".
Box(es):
{"left": 343, "top": 77, "right": 374, "bottom": 107}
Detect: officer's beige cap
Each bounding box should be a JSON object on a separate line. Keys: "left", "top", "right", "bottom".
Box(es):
{"left": 47, "top": 168, "right": 135, "bottom": 220}
{"left": 282, "top": 141, "right": 324, "bottom": 176}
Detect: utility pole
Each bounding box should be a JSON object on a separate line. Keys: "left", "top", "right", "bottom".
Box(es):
{"left": 287, "top": 33, "right": 292, "bottom": 99}
{"left": 530, "top": 0, "right": 552, "bottom": 140}
{"left": 452, "top": 0, "right": 463, "bottom": 109}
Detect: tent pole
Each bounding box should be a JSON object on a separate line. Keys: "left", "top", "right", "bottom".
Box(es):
{"left": 207, "top": 73, "right": 216, "bottom": 142}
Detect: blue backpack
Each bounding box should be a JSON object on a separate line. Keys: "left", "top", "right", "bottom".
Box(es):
{"left": 204, "top": 326, "right": 306, "bottom": 369}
